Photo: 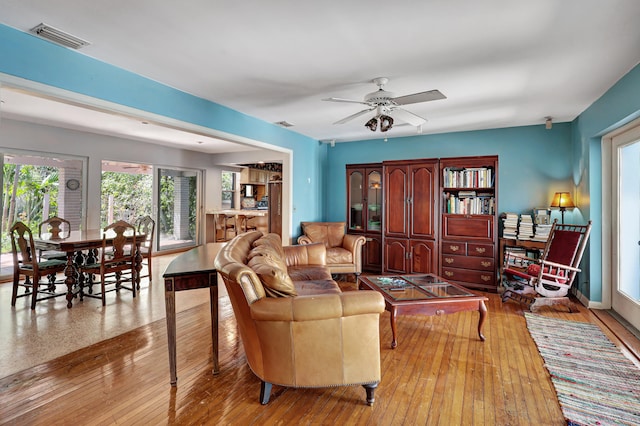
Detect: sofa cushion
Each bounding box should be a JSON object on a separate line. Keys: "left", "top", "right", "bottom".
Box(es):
{"left": 302, "top": 222, "right": 345, "bottom": 248}
{"left": 326, "top": 247, "right": 353, "bottom": 264}
{"left": 248, "top": 255, "right": 297, "bottom": 298}
{"left": 294, "top": 279, "right": 341, "bottom": 296}
{"left": 288, "top": 265, "right": 333, "bottom": 281}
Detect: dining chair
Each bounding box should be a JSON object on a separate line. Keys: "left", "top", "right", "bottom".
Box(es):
{"left": 38, "top": 216, "right": 71, "bottom": 261}
{"left": 9, "top": 221, "right": 67, "bottom": 309}
{"left": 81, "top": 220, "right": 137, "bottom": 306}
{"left": 134, "top": 215, "right": 155, "bottom": 286}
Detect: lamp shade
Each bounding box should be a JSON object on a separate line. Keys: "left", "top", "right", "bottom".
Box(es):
{"left": 550, "top": 192, "right": 575, "bottom": 209}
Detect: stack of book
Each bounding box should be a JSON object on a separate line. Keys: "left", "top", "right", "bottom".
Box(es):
{"left": 518, "top": 214, "right": 534, "bottom": 240}
{"left": 532, "top": 223, "right": 552, "bottom": 242}
{"left": 502, "top": 213, "right": 519, "bottom": 239}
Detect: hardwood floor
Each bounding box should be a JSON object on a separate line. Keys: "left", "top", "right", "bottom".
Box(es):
{"left": 1, "top": 278, "right": 638, "bottom": 425}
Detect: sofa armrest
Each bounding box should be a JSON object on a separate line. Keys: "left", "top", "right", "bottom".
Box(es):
{"left": 250, "top": 291, "right": 384, "bottom": 322}
{"left": 297, "top": 235, "right": 313, "bottom": 245}
{"left": 283, "top": 243, "right": 326, "bottom": 266}
{"left": 342, "top": 233, "right": 366, "bottom": 253}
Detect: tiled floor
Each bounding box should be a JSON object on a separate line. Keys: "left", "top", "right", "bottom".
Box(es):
{"left": 0, "top": 249, "right": 221, "bottom": 379}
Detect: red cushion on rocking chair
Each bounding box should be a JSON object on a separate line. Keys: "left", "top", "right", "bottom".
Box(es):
{"left": 527, "top": 264, "right": 541, "bottom": 276}
{"left": 527, "top": 263, "right": 567, "bottom": 284}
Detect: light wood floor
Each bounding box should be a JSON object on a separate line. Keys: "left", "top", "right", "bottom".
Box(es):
{"left": 1, "top": 278, "right": 639, "bottom": 425}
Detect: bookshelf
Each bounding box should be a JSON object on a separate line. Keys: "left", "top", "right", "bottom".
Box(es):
{"left": 440, "top": 156, "right": 499, "bottom": 292}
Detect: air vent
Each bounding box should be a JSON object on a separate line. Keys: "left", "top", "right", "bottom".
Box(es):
{"left": 29, "top": 23, "right": 91, "bottom": 49}
{"left": 274, "top": 121, "right": 294, "bottom": 128}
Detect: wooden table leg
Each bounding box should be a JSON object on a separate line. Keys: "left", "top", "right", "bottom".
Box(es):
{"left": 478, "top": 300, "right": 487, "bottom": 341}
{"left": 164, "top": 278, "right": 178, "bottom": 386}
{"left": 390, "top": 306, "right": 398, "bottom": 349}
{"left": 209, "top": 272, "right": 219, "bottom": 374}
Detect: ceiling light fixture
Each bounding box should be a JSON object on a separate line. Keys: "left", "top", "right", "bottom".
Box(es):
{"left": 365, "top": 112, "right": 394, "bottom": 132}
{"left": 545, "top": 116, "right": 553, "bottom": 130}
{"left": 365, "top": 117, "right": 378, "bottom": 131}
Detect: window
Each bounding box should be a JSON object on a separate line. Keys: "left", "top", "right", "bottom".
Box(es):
{"left": 221, "top": 171, "right": 236, "bottom": 209}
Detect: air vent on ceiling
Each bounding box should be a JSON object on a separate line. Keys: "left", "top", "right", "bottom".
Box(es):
{"left": 29, "top": 23, "right": 91, "bottom": 49}
{"left": 274, "top": 121, "right": 294, "bottom": 128}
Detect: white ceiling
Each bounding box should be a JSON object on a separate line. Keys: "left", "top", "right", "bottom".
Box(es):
{"left": 1, "top": 0, "right": 639, "bottom": 149}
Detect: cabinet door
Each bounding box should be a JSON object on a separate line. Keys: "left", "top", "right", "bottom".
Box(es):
{"left": 410, "top": 239, "right": 437, "bottom": 274}
{"left": 409, "top": 162, "right": 438, "bottom": 240}
{"left": 366, "top": 169, "right": 382, "bottom": 232}
{"left": 364, "top": 234, "right": 382, "bottom": 272}
{"left": 347, "top": 168, "right": 365, "bottom": 231}
{"left": 384, "top": 164, "right": 409, "bottom": 237}
{"left": 384, "top": 238, "right": 409, "bottom": 273}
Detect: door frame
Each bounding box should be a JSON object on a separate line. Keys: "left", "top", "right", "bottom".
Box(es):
{"left": 601, "top": 117, "right": 640, "bottom": 327}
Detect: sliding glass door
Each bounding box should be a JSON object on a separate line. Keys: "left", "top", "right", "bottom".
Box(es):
{"left": 157, "top": 167, "right": 200, "bottom": 251}
{"left": 1, "top": 150, "right": 86, "bottom": 275}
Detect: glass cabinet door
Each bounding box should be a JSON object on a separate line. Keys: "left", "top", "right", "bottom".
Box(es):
{"left": 349, "top": 170, "right": 364, "bottom": 230}
{"left": 367, "top": 170, "right": 382, "bottom": 231}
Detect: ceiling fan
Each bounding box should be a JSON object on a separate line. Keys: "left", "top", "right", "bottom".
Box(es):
{"left": 322, "top": 77, "right": 446, "bottom": 132}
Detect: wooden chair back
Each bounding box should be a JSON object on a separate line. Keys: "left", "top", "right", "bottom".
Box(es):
{"left": 39, "top": 216, "right": 71, "bottom": 240}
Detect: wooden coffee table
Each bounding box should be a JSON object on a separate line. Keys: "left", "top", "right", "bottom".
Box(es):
{"left": 358, "top": 274, "right": 488, "bottom": 349}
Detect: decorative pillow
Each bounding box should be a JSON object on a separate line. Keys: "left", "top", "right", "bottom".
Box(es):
{"left": 252, "top": 233, "right": 286, "bottom": 258}
{"left": 248, "top": 255, "right": 297, "bottom": 297}
{"left": 247, "top": 245, "right": 287, "bottom": 270}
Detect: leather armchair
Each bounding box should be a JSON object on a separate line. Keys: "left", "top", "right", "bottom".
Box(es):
{"left": 214, "top": 231, "right": 384, "bottom": 405}
{"left": 297, "top": 222, "right": 366, "bottom": 278}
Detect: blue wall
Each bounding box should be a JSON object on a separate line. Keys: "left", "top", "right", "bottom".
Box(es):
{"left": 325, "top": 123, "right": 574, "bottom": 222}
{"left": 0, "top": 23, "right": 325, "bottom": 234}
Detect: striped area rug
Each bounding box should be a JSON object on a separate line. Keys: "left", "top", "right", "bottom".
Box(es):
{"left": 525, "top": 313, "right": 640, "bottom": 426}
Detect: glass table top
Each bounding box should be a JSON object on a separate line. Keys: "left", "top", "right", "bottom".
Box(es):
{"left": 366, "top": 274, "right": 476, "bottom": 301}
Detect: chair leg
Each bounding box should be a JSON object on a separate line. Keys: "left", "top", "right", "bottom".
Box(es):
{"left": 11, "top": 272, "right": 20, "bottom": 306}
{"left": 260, "top": 381, "right": 272, "bottom": 405}
{"left": 363, "top": 382, "right": 378, "bottom": 406}
{"left": 31, "top": 276, "right": 40, "bottom": 310}
{"left": 147, "top": 255, "right": 152, "bottom": 283}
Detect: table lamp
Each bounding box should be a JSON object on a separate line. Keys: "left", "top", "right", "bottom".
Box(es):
{"left": 550, "top": 192, "right": 575, "bottom": 224}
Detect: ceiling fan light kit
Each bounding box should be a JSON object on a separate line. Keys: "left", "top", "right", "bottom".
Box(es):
{"left": 323, "top": 77, "right": 446, "bottom": 133}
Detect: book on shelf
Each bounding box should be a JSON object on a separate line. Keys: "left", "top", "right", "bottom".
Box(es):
{"left": 442, "top": 166, "right": 494, "bottom": 189}
{"left": 502, "top": 212, "right": 519, "bottom": 239}
{"left": 445, "top": 192, "right": 495, "bottom": 214}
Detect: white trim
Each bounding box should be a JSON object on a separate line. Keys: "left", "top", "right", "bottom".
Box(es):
{"left": 601, "top": 117, "right": 640, "bottom": 318}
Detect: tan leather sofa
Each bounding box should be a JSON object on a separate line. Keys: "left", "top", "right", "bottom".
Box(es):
{"left": 297, "top": 221, "right": 366, "bottom": 278}
{"left": 214, "top": 231, "right": 384, "bottom": 405}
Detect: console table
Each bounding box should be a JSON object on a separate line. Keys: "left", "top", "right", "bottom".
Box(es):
{"left": 163, "top": 243, "right": 219, "bottom": 386}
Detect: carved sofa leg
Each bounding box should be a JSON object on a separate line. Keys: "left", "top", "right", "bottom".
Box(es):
{"left": 260, "top": 381, "right": 272, "bottom": 405}
{"left": 363, "top": 382, "right": 378, "bottom": 406}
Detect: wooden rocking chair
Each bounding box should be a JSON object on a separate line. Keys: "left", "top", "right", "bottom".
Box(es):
{"left": 501, "top": 220, "right": 592, "bottom": 312}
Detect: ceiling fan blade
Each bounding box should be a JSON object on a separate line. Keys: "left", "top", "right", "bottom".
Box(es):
{"left": 322, "top": 97, "right": 370, "bottom": 105}
{"left": 333, "top": 108, "right": 375, "bottom": 125}
{"left": 392, "top": 89, "right": 446, "bottom": 105}
{"left": 391, "top": 108, "right": 428, "bottom": 126}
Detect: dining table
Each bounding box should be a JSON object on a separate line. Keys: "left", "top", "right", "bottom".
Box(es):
{"left": 34, "top": 229, "right": 145, "bottom": 308}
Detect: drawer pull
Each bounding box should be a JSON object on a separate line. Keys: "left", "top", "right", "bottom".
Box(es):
{"left": 475, "top": 247, "right": 486, "bottom": 253}
{"left": 444, "top": 258, "right": 454, "bottom": 264}
{"left": 449, "top": 245, "right": 460, "bottom": 252}
{"left": 444, "top": 271, "right": 454, "bottom": 277}
{"left": 436, "top": 309, "right": 445, "bottom": 316}
{"left": 481, "top": 261, "right": 491, "bottom": 267}
{"left": 481, "top": 275, "right": 492, "bottom": 281}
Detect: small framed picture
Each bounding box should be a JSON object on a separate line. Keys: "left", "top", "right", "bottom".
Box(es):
{"left": 533, "top": 207, "right": 551, "bottom": 224}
